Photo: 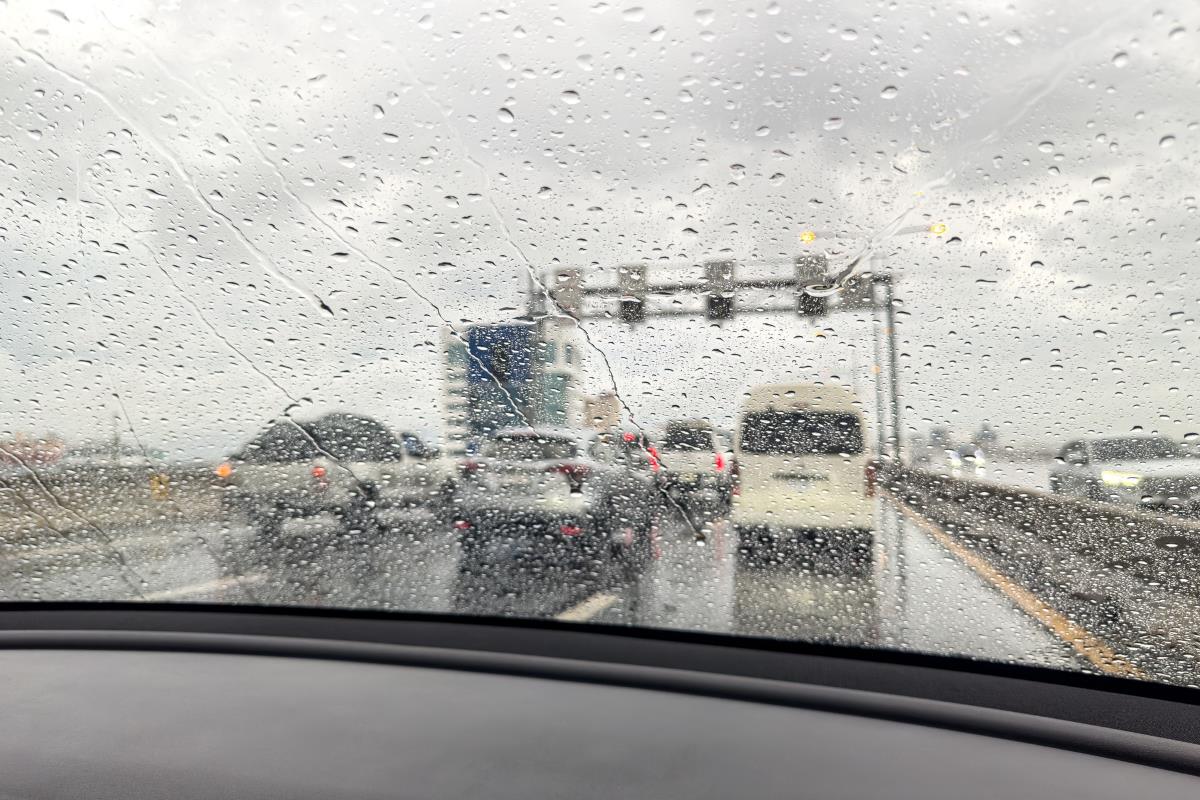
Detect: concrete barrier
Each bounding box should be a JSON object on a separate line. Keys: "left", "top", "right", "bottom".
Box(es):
{"left": 883, "top": 465, "right": 1200, "bottom": 684}
{"left": 0, "top": 464, "right": 223, "bottom": 538}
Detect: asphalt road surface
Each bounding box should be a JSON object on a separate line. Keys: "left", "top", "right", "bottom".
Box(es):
{"left": 0, "top": 496, "right": 1083, "bottom": 673}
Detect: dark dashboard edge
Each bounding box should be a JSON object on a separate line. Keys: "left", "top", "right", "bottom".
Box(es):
{"left": 0, "top": 603, "right": 1169, "bottom": 684}
{"left": 0, "top": 602, "right": 1194, "bottom": 702}
{"left": 0, "top": 605, "right": 1196, "bottom": 756}
{"left": 0, "top": 626, "right": 1198, "bottom": 777}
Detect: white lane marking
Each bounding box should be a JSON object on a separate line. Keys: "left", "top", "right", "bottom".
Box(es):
{"left": 5, "top": 533, "right": 174, "bottom": 561}
{"left": 142, "top": 573, "right": 265, "bottom": 601}
{"left": 555, "top": 592, "right": 619, "bottom": 622}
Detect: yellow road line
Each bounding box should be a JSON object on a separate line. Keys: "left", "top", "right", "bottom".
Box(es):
{"left": 885, "top": 491, "right": 1145, "bottom": 680}
{"left": 556, "top": 592, "right": 619, "bottom": 622}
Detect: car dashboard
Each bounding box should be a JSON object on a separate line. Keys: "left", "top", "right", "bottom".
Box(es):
{"left": 0, "top": 606, "right": 1197, "bottom": 799}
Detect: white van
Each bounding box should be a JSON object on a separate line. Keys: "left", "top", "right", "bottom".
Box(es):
{"left": 732, "top": 384, "right": 873, "bottom": 565}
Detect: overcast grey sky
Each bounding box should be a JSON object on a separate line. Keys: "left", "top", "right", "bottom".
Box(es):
{"left": 1, "top": 0, "right": 1198, "bottom": 458}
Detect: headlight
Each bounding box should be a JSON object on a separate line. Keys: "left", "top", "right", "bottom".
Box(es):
{"left": 1100, "top": 470, "right": 1142, "bottom": 488}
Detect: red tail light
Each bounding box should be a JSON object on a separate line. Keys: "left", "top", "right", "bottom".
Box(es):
{"left": 559, "top": 524, "right": 583, "bottom": 536}
{"left": 714, "top": 452, "right": 726, "bottom": 471}
{"left": 550, "top": 463, "right": 589, "bottom": 493}
{"left": 453, "top": 520, "right": 472, "bottom": 531}
{"left": 310, "top": 463, "right": 329, "bottom": 492}
{"left": 459, "top": 459, "right": 482, "bottom": 474}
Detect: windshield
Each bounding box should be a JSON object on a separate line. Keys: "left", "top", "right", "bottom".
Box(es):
{"left": 234, "top": 423, "right": 320, "bottom": 465}
{"left": 483, "top": 435, "right": 579, "bottom": 462}
{"left": 5, "top": 0, "right": 1200, "bottom": 689}
{"left": 662, "top": 426, "right": 714, "bottom": 452}
{"left": 740, "top": 412, "right": 865, "bottom": 456}
{"left": 1090, "top": 438, "right": 1182, "bottom": 462}
{"left": 235, "top": 415, "right": 407, "bottom": 463}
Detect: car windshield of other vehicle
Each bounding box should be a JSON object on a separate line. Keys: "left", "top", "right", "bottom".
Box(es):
{"left": 741, "top": 412, "right": 865, "bottom": 456}
{"left": 235, "top": 422, "right": 322, "bottom": 465}
{"left": 5, "top": 0, "right": 1200, "bottom": 691}
{"left": 1090, "top": 438, "right": 1183, "bottom": 462}
{"left": 662, "top": 426, "right": 715, "bottom": 452}
{"left": 594, "top": 435, "right": 656, "bottom": 468}
{"left": 236, "top": 415, "right": 406, "bottom": 463}
{"left": 483, "top": 435, "right": 579, "bottom": 462}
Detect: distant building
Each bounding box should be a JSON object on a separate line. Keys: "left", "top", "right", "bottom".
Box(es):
{"left": 443, "top": 331, "right": 471, "bottom": 451}
{"left": 975, "top": 423, "right": 998, "bottom": 449}
{"left": 441, "top": 317, "right": 582, "bottom": 455}
{"left": 55, "top": 441, "right": 161, "bottom": 469}
{"left": 0, "top": 434, "right": 64, "bottom": 469}
{"left": 582, "top": 392, "right": 621, "bottom": 431}
{"left": 928, "top": 426, "right": 952, "bottom": 450}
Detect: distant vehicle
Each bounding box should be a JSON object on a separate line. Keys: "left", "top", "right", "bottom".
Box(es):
{"left": 732, "top": 384, "right": 873, "bottom": 571}
{"left": 1049, "top": 436, "right": 1200, "bottom": 511}
{"left": 657, "top": 420, "right": 733, "bottom": 514}
{"left": 611, "top": 430, "right": 662, "bottom": 473}
{"left": 216, "top": 413, "right": 453, "bottom": 573}
{"left": 451, "top": 428, "right": 658, "bottom": 611}
{"left": 946, "top": 445, "right": 987, "bottom": 478}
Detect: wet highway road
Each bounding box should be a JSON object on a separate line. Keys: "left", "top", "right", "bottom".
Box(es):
{"left": 0, "top": 496, "right": 1082, "bottom": 673}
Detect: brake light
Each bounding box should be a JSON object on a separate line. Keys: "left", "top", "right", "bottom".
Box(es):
{"left": 214, "top": 461, "right": 233, "bottom": 479}
{"left": 647, "top": 445, "right": 661, "bottom": 472}
{"left": 714, "top": 452, "right": 726, "bottom": 471}
{"left": 453, "top": 520, "right": 472, "bottom": 531}
{"left": 550, "top": 463, "right": 589, "bottom": 493}
{"left": 311, "top": 465, "right": 327, "bottom": 479}
{"left": 560, "top": 524, "right": 583, "bottom": 536}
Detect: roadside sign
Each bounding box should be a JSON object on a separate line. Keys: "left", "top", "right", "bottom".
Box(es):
{"left": 149, "top": 473, "right": 170, "bottom": 500}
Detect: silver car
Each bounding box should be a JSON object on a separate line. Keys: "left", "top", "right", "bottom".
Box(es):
{"left": 451, "top": 428, "right": 659, "bottom": 611}
{"left": 1049, "top": 436, "right": 1200, "bottom": 513}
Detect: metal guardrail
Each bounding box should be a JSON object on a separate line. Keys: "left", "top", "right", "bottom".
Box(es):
{"left": 888, "top": 464, "right": 1200, "bottom": 533}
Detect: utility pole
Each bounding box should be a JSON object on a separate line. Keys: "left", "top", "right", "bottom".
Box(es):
{"left": 873, "top": 285, "right": 889, "bottom": 460}
{"left": 877, "top": 273, "right": 903, "bottom": 461}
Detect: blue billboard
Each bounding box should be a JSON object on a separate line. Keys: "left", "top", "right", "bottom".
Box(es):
{"left": 466, "top": 323, "right": 536, "bottom": 435}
